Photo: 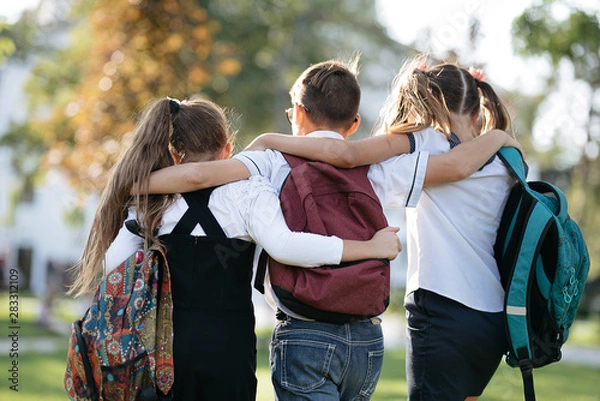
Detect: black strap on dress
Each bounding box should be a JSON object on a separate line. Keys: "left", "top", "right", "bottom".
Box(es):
{"left": 171, "top": 188, "right": 226, "bottom": 237}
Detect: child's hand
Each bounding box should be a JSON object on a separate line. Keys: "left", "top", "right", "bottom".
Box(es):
{"left": 246, "top": 133, "right": 286, "bottom": 152}
{"left": 369, "top": 226, "right": 402, "bottom": 260}
{"left": 487, "top": 129, "right": 525, "bottom": 159}
{"left": 503, "top": 136, "right": 526, "bottom": 159}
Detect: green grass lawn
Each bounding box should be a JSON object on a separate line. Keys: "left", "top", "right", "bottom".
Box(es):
{"left": 0, "top": 346, "right": 598, "bottom": 401}
{"left": 1, "top": 294, "right": 598, "bottom": 400}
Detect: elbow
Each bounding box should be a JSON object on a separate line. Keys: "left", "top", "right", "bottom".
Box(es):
{"left": 183, "top": 164, "right": 210, "bottom": 189}
{"left": 266, "top": 248, "right": 294, "bottom": 266}
{"left": 337, "top": 150, "right": 359, "bottom": 169}
{"left": 453, "top": 162, "right": 475, "bottom": 181}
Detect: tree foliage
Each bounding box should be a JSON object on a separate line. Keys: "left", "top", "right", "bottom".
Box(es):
{"left": 2, "top": 0, "right": 407, "bottom": 194}
{"left": 0, "top": 23, "right": 16, "bottom": 63}
{"left": 6, "top": 0, "right": 236, "bottom": 192}
{"left": 199, "top": 0, "right": 407, "bottom": 138}
{"left": 512, "top": 0, "right": 600, "bottom": 276}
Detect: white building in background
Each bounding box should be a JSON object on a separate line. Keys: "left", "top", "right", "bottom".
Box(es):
{"left": 0, "top": 59, "right": 98, "bottom": 298}
{"left": 0, "top": 0, "right": 99, "bottom": 301}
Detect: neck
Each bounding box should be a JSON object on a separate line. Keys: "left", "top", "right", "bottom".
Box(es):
{"left": 296, "top": 121, "right": 349, "bottom": 139}
{"left": 177, "top": 151, "right": 219, "bottom": 164}
{"left": 449, "top": 113, "right": 476, "bottom": 142}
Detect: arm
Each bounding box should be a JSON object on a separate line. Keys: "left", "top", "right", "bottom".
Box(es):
{"left": 246, "top": 133, "right": 411, "bottom": 168}
{"left": 340, "top": 227, "right": 401, "bottom": 262}
{"left": 141, "top": 159, "right": 250, "bottom": 194}
{"left": 246, "top": 182, "right": 401, "bottom": 266}
{"left": 104, "top": 210, "right": 144, "bottom": 273}
{"left": 424, "top": 129, "right": 524, "bottom": 185}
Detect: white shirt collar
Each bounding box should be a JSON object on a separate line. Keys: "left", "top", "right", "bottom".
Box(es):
{"left": 305, "top": 130, "right": 344, "bottom": 140}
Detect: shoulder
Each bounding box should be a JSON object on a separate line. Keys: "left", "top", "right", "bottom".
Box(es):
{"left": 234, "top": 149, "right": 284, "bottom": 166}
{"left": 475, "top": 156, "right": 513, "bottom": 178}
{"left": 211, "top": 176, "right": 279, "bottom": 223}
{"left": 411, "top": 127, "right": 450, "bottom": 152}
{"left": 216, "top": 176, "right": 277, "bottom": 203}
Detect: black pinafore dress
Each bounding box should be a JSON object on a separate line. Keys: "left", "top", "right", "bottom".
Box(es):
{"left": 159, "top": 188, "right": 257, "bottom": 401}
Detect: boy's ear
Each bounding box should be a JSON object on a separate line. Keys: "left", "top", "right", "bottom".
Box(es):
{"left": 345, "top": 113, "right": 361, "bottom": 137}
{"left": 295, "top": 103, "right": 308, "bottom": 127}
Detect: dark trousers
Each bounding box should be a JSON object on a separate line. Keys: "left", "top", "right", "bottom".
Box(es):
{"left": 405, "top": 289, "right": 507, "bottom": 401}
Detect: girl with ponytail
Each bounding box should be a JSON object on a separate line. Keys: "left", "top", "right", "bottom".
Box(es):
{"left": 69, "top": 96, "right": 401, "bottom": 401}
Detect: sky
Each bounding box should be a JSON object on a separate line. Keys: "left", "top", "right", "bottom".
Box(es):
{"left": 376, "top": 0, "right": 545, "bottom": 94}
{"left": 0, "top": 0, "right": 40, "bottom": 23}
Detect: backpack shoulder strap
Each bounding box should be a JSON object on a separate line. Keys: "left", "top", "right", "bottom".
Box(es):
{"left": 498, "top": 147, "right": 569, "bottom": 222}
{"left": 282, "top": 153, "right": 307, "bottom": 169}
{"left": 497, "top": 147, "right": 527, "bottom": 185}
{"left": 254, "top": 249, "right": 269, "bottom": 294}
{"left": 125, "top": 219, "right": 143, "bottom": 237}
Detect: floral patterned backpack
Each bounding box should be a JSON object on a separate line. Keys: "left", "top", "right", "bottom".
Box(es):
{"left": 64, "top": 245, "right": 174, "bottom": 401}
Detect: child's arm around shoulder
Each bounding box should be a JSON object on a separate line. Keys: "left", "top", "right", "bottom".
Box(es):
{"left": 136, "top": 159, "right": 250, "bottom": 195}
{"left": 424, "top": 129, "right": 524, "bottom": 185}
{"left": 341, "top": 227, "right": 401, "bottom": 262}
{"left": 244, "top": 178, "right": 401, "bottom": 266}
{"left": 246, "top": 133, "right": 412, "bottom": 168}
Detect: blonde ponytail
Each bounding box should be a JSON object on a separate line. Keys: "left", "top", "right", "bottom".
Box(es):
{"left": 375, "top": 54, "right": 513, "bottom": 141}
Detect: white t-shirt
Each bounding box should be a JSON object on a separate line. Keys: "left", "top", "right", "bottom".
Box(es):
{"left": 403, "top": 128, "right": 514, "bottom": 312}
{"left": 105, "top": 176, "right": 344, "bottom": 275}
{"left": 234, "top": 128, "right": 514, "bottom": 313}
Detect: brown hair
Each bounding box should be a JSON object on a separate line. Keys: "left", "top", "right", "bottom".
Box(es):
{"left": 375, "top": 55, "right": 513, "bottom": 138}
{"left": 69, "top": 97, "right": 232, "bottom": 297}
{"left": 289, "top": 57, "right": 361, "bottom": 130}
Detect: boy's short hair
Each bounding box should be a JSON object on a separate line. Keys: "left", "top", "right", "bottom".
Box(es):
{"left": 289, "top": 58, "right": 360, "bottom": 129}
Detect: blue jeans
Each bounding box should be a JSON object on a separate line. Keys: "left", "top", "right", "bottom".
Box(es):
{"left": 270, "top": 317, "right": 384, "bottom": 401}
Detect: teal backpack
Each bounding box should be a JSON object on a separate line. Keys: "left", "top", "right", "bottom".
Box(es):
{"left": 494, "top": 147, "right": 590, "bottom": 401}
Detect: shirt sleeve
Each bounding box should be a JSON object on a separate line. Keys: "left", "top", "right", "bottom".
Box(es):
{"left": 232, "top": 150, "right": 277, "bottom": 178}
{"left": 368, "top": 151, "right": 429, "bottom": 209}
{"left": 104, "top": 209, "right": 144, "bottom": 273}
{"left": 238, "top": 176, "right": 343, "bottom": 267}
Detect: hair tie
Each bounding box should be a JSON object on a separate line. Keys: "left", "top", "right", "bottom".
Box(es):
{"left": 416, "top": 64, "right": 428, "bottom": 73}
{"left": 468, "top": 67, "right": 486, "bottom": 83}
{"left": 168, "top": 98, "right": 180, "bottom": 114}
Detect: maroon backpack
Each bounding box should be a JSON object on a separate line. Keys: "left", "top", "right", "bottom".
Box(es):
{"left": 257, "top": 153, "right": 390, "bottom": 323}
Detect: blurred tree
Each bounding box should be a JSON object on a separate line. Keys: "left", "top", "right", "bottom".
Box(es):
{"left": 2, "top": 0, "right": 407, "bottom": 195}
{"left": 3, "top": 0, "right": 233, "bottom": 193}
{"left": 512, "top": 1, "right": 600, "bottom": 277}
{"left": 0, "top": 23, "right": 16, "bottom": 63}
{"left": 0, "top": 7, "right": 53, "bottom": 63}
{"left": 199, "top": 0, "right": 408, "bottom": 140}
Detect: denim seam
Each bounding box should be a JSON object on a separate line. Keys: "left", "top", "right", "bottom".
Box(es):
{"left": 359, "top": 348, "right": 384, "bottom": 397}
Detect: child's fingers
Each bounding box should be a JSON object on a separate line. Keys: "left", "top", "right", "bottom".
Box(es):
{"left": 380, "top": 226, "right": 400, "bottom": 233}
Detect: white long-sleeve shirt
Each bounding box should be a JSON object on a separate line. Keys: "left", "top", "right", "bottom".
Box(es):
{"left": 105, "top": 175, "right": 344, "bottom": 274}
